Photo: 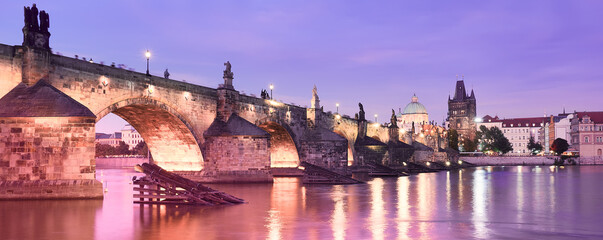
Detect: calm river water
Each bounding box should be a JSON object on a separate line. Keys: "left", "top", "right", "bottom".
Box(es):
{"left": 2, "top": 166, "right": 603, "bottom": 240}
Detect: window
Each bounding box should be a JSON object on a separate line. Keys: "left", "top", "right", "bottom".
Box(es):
{"left": 598, "top": 149, "right": 602, "bottom": 156}
{"left": 585, "top": 136, "right": 590, "bottom": 143}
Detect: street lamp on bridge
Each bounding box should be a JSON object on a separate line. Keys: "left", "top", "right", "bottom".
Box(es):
{"left": 145, "top": 50, "right": 151, "bottom": 75}
{"left": 269, "top": 84, "right": 274, "bottom": 99}
{"left": 374, "top": 114, "right": 378, "bottom": 122}
{"left": 336, "top": 103, "right": 339, "bottom": 114}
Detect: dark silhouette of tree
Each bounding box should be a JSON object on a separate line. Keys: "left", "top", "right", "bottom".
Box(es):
{"left": 476, "top": 125, "right": 513, "bottom": 154}
{"left": 527, "top": 136, "right": 543, "bottom": 155}
{"left": 551, "top": 138, "right": 569, "bottom": 155}
{"left": 462, "top": 137, "right": 477, "bottom": 152}
{"left": 448, "top": 129, "right": 459, "bottom": 151}
{"left": 115, "top": 141, "right": 131, "bottom": 155}
{"left": 95, "top": 143, "right": 115, "bottom": 157}
{"left": 132, "top": 141, "right": 148, "bottom": 157}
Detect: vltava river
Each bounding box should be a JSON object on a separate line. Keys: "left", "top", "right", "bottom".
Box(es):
{"left": 2, "top": 166, "right": 603, "bottom": 240}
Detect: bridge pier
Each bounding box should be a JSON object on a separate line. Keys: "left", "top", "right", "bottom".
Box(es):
{"left": 0, "top": 81, "right": 103, "bottom": 199}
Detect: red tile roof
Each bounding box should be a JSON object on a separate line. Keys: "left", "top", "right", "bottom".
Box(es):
{"left": 500, "top": 117, "right": 548, "bottom": 127}
{"left": 575, "top": 111, "right": 603, "bottom": 123}
{"left": 481, "top": 115, "right": 548, "bottom": 127}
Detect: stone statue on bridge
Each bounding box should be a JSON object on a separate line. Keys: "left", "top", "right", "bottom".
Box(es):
{"left": 358, "top": 102, "right": 366, "bottom": 121}
{"left": 22, "top": 4, "right": 51, "bottom": 49}
{"left": 39, "top": 10, "right": 49, "bottom": 33}
{"left": 164, "top": 68, "right": 170, "bottom": 79}
{"left": 24, "top": 4, "right": 39, "bottom": 31}
{"left": 390, "top": 109, "right": 398, "bottom": 127}
{"left": 223, "top": 61, "right": 234, "bottom": 78}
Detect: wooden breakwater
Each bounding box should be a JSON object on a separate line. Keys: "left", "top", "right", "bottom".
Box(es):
{"left": 133, "top": 163, "right": 245, "bottom": 205}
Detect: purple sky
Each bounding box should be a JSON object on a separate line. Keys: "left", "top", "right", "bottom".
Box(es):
{"left": 2, "top": 1, "right": 602, "bottom": 133}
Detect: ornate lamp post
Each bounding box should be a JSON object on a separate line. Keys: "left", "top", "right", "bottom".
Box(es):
{"left": 374, "top": 114, "right": 378, "bottom": 122}
{"left": 269, "top": 84, "right": 274, "bottom": 99}
{"left": 145, "top": 50, "right": 151, "bottom": 75}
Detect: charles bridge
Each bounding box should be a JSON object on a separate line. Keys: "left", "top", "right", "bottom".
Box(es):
{"left": 0, "top": 5, "right": 453, "bottom": 199}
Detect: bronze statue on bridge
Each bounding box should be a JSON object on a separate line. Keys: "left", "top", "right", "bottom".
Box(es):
{"left": 223, "top": 61, "right": 234, "bottom": 78}
{"left": 358, "top": 102, "right": 366, "bottom": 121}
{"left": 390, "top": 109, "right": 398, "bottom": 127}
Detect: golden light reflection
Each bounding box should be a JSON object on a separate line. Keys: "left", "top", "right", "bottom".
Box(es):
{"left": 416, "top": 174, "right": 435, "bottom": 238}
{"left": 369, "top": 178, "right": 386, "bottom": 240}
{"left": 267, "top": 177, "right": 300, "bottom": 240}
{"left": 396, "top": 177, "right": 411, "bottom": 239}
{"left": 516, "top": 166, "right": 525, "bottom": 224}
{"left": 549, "top": 175, "right": 556, "bottom": 213}
{"left": 331, "top": 185, "right": 346, "bottom": 240}
{"left": 446, "top": 171, "right": 451, "bottom": 216}
{"left": 458, "top": 169, "right": 465, "bottom": 211}
{"left": 266, "top": 210, "right": 281, "bottom": 240}
{"left": 472, "top": 169, "right": 488, "bottom": 238}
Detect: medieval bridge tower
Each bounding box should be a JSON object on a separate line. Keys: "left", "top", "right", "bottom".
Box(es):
{"left": 447, "top": 77, "right": 477, "bottom": 141}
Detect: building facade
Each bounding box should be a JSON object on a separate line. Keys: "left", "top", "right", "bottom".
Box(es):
{"left": 121, "top": 124, "right": 144, "bottom": 149}
{"left": 95, "top": 124, "right": 145, "bottom": 150}
{"left": 95, "top": 132, "right": 122, "bottom": 147}
{"left": 570, "top": 111, "right": 603, "bottom": 157}
{"left": 477, "top": 115, "right": 547, "bottom": 155}
{"left": 447, "top": 79, "right": 476, "bottom": 140}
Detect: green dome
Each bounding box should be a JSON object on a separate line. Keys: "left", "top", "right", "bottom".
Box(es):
{"left": 402, "top": 94, "right": 427, "bottom": 114}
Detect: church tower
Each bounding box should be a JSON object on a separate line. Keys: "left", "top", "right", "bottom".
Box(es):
{"left": 447, "top": 77, "right": 476, "bottom": 141}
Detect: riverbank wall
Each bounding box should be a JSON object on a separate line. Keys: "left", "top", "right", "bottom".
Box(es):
{"left": 95, "top": 157, "right": 148, "bottom": 169}
{"left": 460, "top": 156, "right": 554, "bottom": 166}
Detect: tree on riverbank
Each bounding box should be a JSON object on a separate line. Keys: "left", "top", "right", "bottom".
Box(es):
{"left": 95, "top": 141, "right": 148, "bottom": 157}
{"left": 448, "top": 129, "right": 459, "bottom": 151}
{"left": 527, "top": 136, "right": 543, "bottom": 155}
{"left": 462, "top": 138, "right": 477, "bottom": 152}
{"left": 476, "top": 125, "right": 513, "bottom": 154}
{"left": 551, "top": 138, "right": 569, "bottom": 155}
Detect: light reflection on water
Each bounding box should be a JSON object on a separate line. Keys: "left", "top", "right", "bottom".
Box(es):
{"left": 2, "top": 166, "right": 603, "bottom": 239}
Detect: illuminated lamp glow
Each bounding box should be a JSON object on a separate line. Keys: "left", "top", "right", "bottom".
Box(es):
{"left": 426, "top": 162, "right": 431, "bottom": 166}
{"left": 445, "top": 161, "right": 451, "bottom": 166}
{"left": 298, "top": 166, "right": 305, "bottom": 170}
{"left": 100, "top": 76, "right": 109, "bottom": 87}
{"left": 458, "top": 160, "right": 463, "bottom": 165}
{"left": 147, "top": 85, "right": 154, "bottom": 94}
{"left": 403, "top": 162, "right": 407, "bottom": 166}
{"left": 268, "top": 99, "right": 283, "bottom": 107}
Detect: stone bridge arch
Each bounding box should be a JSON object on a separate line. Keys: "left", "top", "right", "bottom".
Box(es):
{"left": 333, "top": 129, "right": 355, "bottom": 166}
{"left": 255, "top": 117, "right": 300, "bottom": 168}
{"left": 96, "top": 97, "right": 204, "bottom": 171}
